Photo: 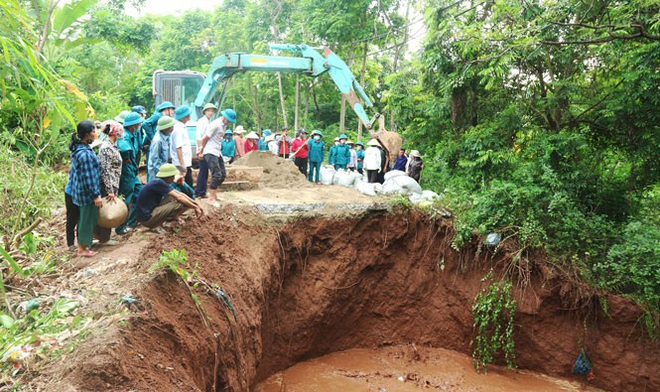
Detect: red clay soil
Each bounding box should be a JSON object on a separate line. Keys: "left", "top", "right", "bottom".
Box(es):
{"left": 51, "top": 207, "right": 659, "bottom": 391}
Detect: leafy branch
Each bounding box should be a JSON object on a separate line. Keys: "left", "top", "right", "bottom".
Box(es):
{"left": 472, "top": 273, "right": 517, "bottom": 373}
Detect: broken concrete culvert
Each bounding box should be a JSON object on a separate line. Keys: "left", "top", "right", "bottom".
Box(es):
{"left": 44, "top": 207, "right": 658, "bottom": 392}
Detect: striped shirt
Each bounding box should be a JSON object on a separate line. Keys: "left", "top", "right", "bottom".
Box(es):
{"left": 70, "top": 144, "right": 101, "bottom": 206}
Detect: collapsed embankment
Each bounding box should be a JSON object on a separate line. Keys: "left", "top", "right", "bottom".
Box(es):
{"left": 55, "top": 207, "right": 659, "bottom": 391}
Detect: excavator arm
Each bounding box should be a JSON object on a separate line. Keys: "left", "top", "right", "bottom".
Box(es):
{"left": 194, "top": 44, "right": 378, "bottom": 130}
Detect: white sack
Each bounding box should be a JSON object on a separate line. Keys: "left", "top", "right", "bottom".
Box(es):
{"left": 320, "top": 166, "right": 335, "bottom": 185}
{"left": 384, "top": 170, "right": 407, "bottom": 181}
{"left": 336, "top": 170, "right": 357, "bottom": 188}
{"left": 392, "top": 176, "right": 423, "bottom": 195}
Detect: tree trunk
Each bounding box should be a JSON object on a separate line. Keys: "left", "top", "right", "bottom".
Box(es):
{"left": 294, "top": 76, "right": 300, "bottom": 130}
{"left": 339, "top": 98, "right": 347, "bottom": 133}
{"left": 277, "top": 72, "right": 288, "bottom": 129}
{"left": 390, "top": 0, "right": 412, "bottom": 131}
{"left": 253, "top": 84, "right": 262, "bottom": 131}
{"left": 304, "top": 83, "right": 310, "bottom": 129}
{"left": 269, "top": 0, "right": 286, "bottom": 128}
{"left": 311, "top": 81, "right": 321, "bottom": 120}
{"left": 357, "top": 41, "right": 368, "bottom": 141}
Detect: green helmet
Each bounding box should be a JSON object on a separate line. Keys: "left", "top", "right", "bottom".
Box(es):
{"left": 123, "top": 112, "right": 143, "bottom": 127}
{"left": 203, "top": 103, "right": 217, "bottom": 112}
{"left": 156, "top": 116, "right": 175, "bottom": 131}
{"left": 114, "top": 110, "right": 130, "bottom": 124}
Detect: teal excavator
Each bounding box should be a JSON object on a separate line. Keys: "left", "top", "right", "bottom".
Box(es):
{"left": 152, "top": 44, "right": 401, "bottom": 158}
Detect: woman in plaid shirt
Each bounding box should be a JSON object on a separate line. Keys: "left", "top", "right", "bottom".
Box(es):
{"left": 69, "top": 121, "right": 103, "bottom": 257}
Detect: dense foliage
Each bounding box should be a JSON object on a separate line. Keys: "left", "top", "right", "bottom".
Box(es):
{"left": 387, "top": 0, "right": 659, "bottom": 312}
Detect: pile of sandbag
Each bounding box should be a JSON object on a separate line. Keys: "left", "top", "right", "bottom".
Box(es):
{"left": 320, "top": 166, "right": 442, "bottom": 205}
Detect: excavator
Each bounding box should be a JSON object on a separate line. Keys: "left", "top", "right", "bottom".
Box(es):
{"left": 152, "top": 44, "right": 401, "bottom": 161}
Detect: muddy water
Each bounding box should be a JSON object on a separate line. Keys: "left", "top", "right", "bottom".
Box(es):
{"left": 256, "top": 346, "right": 602, "bottom": 392}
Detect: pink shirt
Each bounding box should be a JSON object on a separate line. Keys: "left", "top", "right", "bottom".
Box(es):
{"left": 233, "top": 135, "right": 245, "bottom": 158}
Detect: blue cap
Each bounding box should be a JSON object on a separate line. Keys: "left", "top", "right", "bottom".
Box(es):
{"left": 224, "top": 129, "right": 233, "bottom": 135}
{"left": 312, "top": 130, "right": 323, "bottom": 137}
{"left": 174, "top": 106, "right": 191, "bottom": 121}
{"left": 131, "top": 105, "right": 146, "bottom": 114}
{"left": 262, "top": 129, "right": 271, "bottom": 136}
{"left": 156, "top": 101, "right": 175, "bottom": 112}
{"left": 339, "top": 133, "right": 348, "bottom": 140}
{"left": 221, "top": 108, "right": 237, "bottom": 123}
{"left": 123, "top": 112, "right": 143, "bottom": 127}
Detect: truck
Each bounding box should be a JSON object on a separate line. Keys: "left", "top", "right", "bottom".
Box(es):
{"left": 151, "top": 44, "right": 401, "bottom": 161}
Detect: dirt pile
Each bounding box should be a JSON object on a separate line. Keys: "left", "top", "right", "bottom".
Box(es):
{"left": 43, "top": 208, "right": 660, "bottom": 392}
{"left": 235, "top": 151, "right": 311, "bottom": 189}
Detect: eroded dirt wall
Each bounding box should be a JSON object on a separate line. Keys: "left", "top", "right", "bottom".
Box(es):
{"left": 56, "top": 208, "right": 659, "bottom": 391}
{"left": 256, "top": 214, "right": 659, "bottom": 391}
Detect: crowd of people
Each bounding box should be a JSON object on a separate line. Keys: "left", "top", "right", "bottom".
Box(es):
{"left": 249, "top": 129, "right": 424, "bottom": 185}
{"left": 65, "top": 102, "right": 425, "bottom": 257}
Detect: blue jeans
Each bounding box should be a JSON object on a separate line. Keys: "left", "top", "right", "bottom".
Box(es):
{"left": 308, "top": 161, "right": 322, "bottom": 182}
{"left": 195, "top": 158, "right": 209, "bottom": 197}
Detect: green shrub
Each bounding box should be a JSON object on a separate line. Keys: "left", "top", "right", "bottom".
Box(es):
{"left": 593, "top": 221, "right": 660, "bottom": 310}
{"left": 472, "top": 274, "right": 517, "bottom": 373}
{"left": 0, "top": 150, "right": 67, "bottom": 238}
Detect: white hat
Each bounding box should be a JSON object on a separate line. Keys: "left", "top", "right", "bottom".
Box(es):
{"left": 234, "top": 125, "right": 245, "bottom": 134}
{"left": 410, "top": 150, "right": 421, "bottom": 158}
{"left": 265, "top": 135, "right": 275, "bottom": 142}
{"left": 245, "top": 131, "right": 259, "bottom": 140}
{"left": 367, "top": 138, "right": 380, "bottom": 147}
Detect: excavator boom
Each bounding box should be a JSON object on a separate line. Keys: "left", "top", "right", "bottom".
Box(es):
{"left": 194, "top": 44, "right": 376, "bottom": 129}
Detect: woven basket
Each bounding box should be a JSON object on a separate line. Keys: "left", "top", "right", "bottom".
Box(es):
{"left": 97, "top": 198, "right": 128, "bottom": 228}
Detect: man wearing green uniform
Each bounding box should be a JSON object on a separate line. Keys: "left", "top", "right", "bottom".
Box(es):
{"left": 142, "top": 101, "right": 175, "bottom": 160}
{"left": 356, "top": 141, "right": 365, "bottom": 174}
{"left": 333, "top": 133, "right": 351, "bottom": 170}
{"left": 116, "top": 112, "right": 144, "bottom": 234}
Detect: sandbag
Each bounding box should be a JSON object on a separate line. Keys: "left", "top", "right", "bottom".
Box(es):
{"left": 97, "top": 197, "right": 128, "bottom": 228}
{"left": 392, "top": 176, "right": 423, "bottom": 195}
{"left": 356, "top": 181, "right": 379, "bottom": 196}
{"left": 335, "top": 170, "right": 357, "bottom": 188}
{"left": 409, "top": 193, "right": 423, "bottom": 203}
{"left": 320, "top": 165, "right": 335, "bottom": 185}
{"left": 353, "top": 172, "right": 367, "bottom": 185}
{"left": 420, "top": 190, "right": 440, "bottom": 202}
{"left": 381, "top": 179, "right": 405, "bottom": 195}
{"left": 384, "top": 170, "right": 406, "bottom": 181}
{"left": 332, "top": 169, "right": 342, "bottom": 185}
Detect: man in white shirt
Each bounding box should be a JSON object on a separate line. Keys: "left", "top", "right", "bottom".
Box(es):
{"left": 197, "top": 108, "right": 237, "bottom": 205}
{"left": 194, "top": 103, "right": 217, "bottom": 198}
{"left": 171, "top": 106, "right": 194, "bottom": 187}
{"left": 363, "top": 138, "right": 383, "bottom": 183}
